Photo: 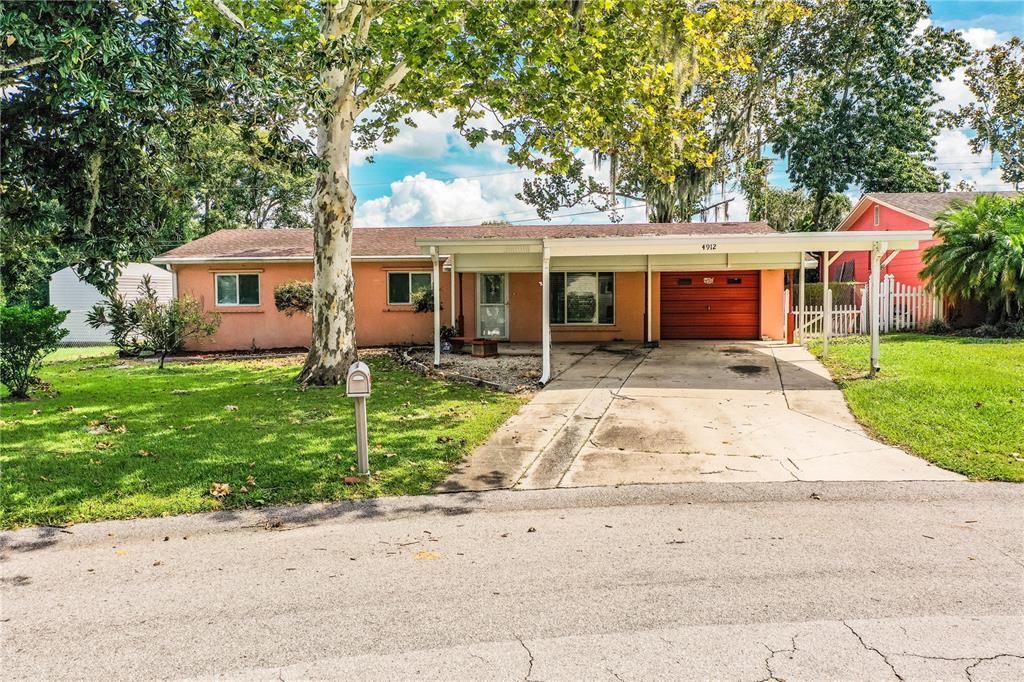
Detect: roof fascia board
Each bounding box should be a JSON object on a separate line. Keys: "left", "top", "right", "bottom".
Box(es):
{"left": 152, "top": 255, "right": 432, "bottom": 265}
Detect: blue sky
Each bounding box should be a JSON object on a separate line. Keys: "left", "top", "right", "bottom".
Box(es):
{"left": 349, "top": 1, "right": 1024, "bottom": 228}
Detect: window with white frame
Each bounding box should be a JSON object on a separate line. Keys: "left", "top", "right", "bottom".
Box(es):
{"left": 549, "top": 272, "right": 614, "bottom": 324}
{"left": 387, "top": 271, "right": 432, "bottom": 304}
{"left": 215, "top": 273, "right": 260, "bottom": 306}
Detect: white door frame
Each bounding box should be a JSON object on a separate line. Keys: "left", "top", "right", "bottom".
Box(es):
{"left": 477, "top": 272, "right": 510, "bottom": 340}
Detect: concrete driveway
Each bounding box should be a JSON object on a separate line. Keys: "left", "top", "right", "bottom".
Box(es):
{"left": 440, "top": 341, "right": 961, "bottom": 491}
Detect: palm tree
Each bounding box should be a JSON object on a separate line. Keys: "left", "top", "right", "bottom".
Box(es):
{"left": 921, "top": 194, "right": 1024, "bottom": 322}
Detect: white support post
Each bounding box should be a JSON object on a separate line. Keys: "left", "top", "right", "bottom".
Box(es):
{"left": 449, "top": 254, "right": 457, "bottom": 328}
{"left": 540, "top": 247, "right": 551, "bottom": 385}
{"left": 783, "top": 288, "right": 790, "bottom": 341}
{"left": 797, "top": 253, "right": 806, "bottom": 345}
{"left": 431, "top": 247, "right": 441, "bottom": 368}
{"left": 869, "top": 242, "right": 884, "bottom": 377}
{"left": 645, "top": 257, "right": 653, "bottom": 344}
{"left": 822, "top": 250, "right": 831, "bottom": 358}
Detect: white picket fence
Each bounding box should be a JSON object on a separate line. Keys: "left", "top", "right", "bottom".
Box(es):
{"left": 790, "top": 275, "right": 943, "bottom": 339}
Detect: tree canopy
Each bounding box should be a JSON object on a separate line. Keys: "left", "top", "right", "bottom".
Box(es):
{"left": 772, "top": 0, "right": 966, "bottom": 227}
{"left": 942, "top": 36, "right": 1024, "bottom": 191}
{"left": 0, "top": 1, "right": 312, "bottom": 304}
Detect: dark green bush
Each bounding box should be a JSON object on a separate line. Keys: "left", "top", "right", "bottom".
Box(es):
{"left": 923, "top": 318, "right": 952, "bottom": 335}
{"left": 0, "top": 305, "right": 69, "bottom": 398}
{"left": 273, "top": 280, "right": 313, "bottom": 317}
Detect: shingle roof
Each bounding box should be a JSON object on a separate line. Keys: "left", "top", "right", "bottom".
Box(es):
{"left": 866, "top": 191, "right": 1020, "bottom": 222}
{"left": 154, "top": 222, "right": 775, "bottom": 261}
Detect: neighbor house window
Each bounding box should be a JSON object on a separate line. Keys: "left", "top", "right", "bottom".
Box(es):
{"left": 873, "top": 205, "right": 880, "bottom": 226}
{"left": 215, "top": 273, "right": 260, "bottom": 306}
{"left": 549, "top": 272, "right": 614, "bottom": 324}
{"left": 387, "top": 271, "right": 432, "bottom": 304}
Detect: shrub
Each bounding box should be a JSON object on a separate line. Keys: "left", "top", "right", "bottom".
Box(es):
{"left": 134, "top": 294, "right": 221, "bottom": 369}
{"left": 973, "top": 324, "right": 1001, "bottom": 338}
{"left": 412, "top": 287, "right": 441, "bottom": 314}
{"left": 923, "top": 318, "right": 951, "bottom": 335}
{"left": 273, "top": 280, "right": 313, "bottom": 317}
{"left": 440, "top": 324, "right": 458, "bottom": 340}
{"left": 87, "top": 289, "right": 144, "bottom": 355}
{"left": 0, "top": 305, "right": 69, "bottom": 398}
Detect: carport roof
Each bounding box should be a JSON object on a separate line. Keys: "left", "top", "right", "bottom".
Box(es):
{"left": 416, "top": 228, "right": 936, "bottom": 257}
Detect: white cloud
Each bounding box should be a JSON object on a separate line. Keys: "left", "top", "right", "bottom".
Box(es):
{"left": 351, "top": 111, "right": 464, "bottom": 165}
{"left": 356, "top": 172, "right": 536, "bottom": 226}
{"left": 933, "top": 128, "right": 1013, "bottom": 190}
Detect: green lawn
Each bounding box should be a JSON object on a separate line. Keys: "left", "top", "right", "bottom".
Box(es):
{"left": 44, "top": 345, "right": 118, "bottom": 363}
{"left": 811, "top": 334, "right": 1024, "bottom": 482}
{"left": 1, "top": 354, "right": 523, "bottom": 528}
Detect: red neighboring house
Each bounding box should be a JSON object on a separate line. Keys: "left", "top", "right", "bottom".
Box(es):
{"left": 826, "top": 191, "right": 1020, "bottom": 287}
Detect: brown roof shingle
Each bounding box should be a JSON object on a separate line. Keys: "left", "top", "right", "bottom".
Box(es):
{"left": 866, "top": 191, "right": 1020, "bottom": 222}
{"left": 154, "top": 222, "right": 775, "bottom": 261}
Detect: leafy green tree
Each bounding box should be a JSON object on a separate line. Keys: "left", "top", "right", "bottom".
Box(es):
{"left": 772, "top": 0, "right": 966, "bottom": 227}
{"left": 1, "top": 2, "right": 312, "bottom": 303}
{"left": 0, "top": 305, "right": 69, "bottom": 399}
{"left": 861, "top": 148, "right": 949, "bottom": 193}
{"left": 518, "top": 1, "right": 805, "bottom": 223}
{"left": 202, "top": 0, "right": 792, "bottom": 384}
{"left": 942, "top": 37, "right": 1024, "bottom": 191}
{"left": 921, "top": 195, "right": 1024, "bottom": 322}
{"left": 739, "top": 159, "right": 851, "bottom": 231}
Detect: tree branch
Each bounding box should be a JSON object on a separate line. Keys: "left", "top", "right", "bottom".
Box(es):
{"left": 210, "top": 0, "right": 245, "bottom": 30}
{"left": 1, "top": 55, "right": 47, "bottom": 73}
{"left": 355, "top": 62, "right": 409, "bottom": 114}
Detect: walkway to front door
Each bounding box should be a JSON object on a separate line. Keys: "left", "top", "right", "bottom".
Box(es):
{"left": 437, "top": 341, "right": 961, "bottom": 491}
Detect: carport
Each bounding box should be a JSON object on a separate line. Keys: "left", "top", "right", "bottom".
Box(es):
{"left": 417, "top": 228, "right": 933, "bottom": 382}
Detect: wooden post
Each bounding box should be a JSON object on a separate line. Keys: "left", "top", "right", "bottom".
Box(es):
{"left": 645, "top": 257, "right": 653, "bottom": 344}
{"left": 797, "top": 253, "right": 806, "bottom": 345}
{"left": 822, "top": 250, "right": 831, "bottom": 358}
{"left": 449, "top": 254, "right": 457, "bottom": 328}
{"left": 540, "top": 247, "right": 551, "bottom": 384}
{"left": 431, "top": 247, "right": 441, "bottom": 368}
{"left": 869, "top": 243, "right": 883, "bottom": 376}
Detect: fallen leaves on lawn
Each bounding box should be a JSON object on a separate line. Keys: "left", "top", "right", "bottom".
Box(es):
{"left": 89, "top": 458, "right": 103, "bottom": 465}
{"left": 225, "top": 405, "right": 239, "bottom": 411}
{"left": 209, "top": 482, "right": 232, "bottom": 498}
{"left": 95, "top": 441, "right": 112, "bottom": 450}
{"left": 135, "top": 449, "right": 154, "bottom": 458}
{"left": 246, "top": 474, "right": 256, "bottom": 486}
{"left": 171, "top": 389, "right": 192, "bottom": 395}
{"left": 343, "top": 476, "right": 362, "bottom": 485}
{"left": 31, "top": 409, "right": 42, "bottom": 415}
{"left": 113, "top": 424, "right": 127, "bottom": 433}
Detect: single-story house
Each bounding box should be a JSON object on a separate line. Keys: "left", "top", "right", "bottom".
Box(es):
{"left": 825, "top": 191, "right": 1020, "bottom": 287}
{"left": 49, "top": 263, "right": 173, "bottom": 344}
{"left": 153, "top": 223, "right": 933, "bottom": 378}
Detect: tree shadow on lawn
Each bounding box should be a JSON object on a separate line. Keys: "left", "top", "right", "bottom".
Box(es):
{"left": 0, "top": 356, "right": 521, "bottom": 531}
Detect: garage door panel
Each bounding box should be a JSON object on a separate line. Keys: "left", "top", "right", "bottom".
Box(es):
{"left": 660, "top": 270, "right": 760, "bottom": 340}
{"left": 661, "top": 301, "right": 760, "bottom": 314}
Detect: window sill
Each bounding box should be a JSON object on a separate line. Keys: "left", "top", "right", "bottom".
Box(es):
{"left": 552, "top": 324, "right": 619, "bottom": 330}
{"left": 215, "top": 306, "right": 264, "bottom": 313}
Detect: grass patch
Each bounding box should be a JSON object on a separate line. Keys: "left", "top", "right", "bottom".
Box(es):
{"left": 810, "top": 334, "right": 1024, "bottom": 481}
{"left": 0, "top": 354, "right": 524, "bottom": 528}
{"left": 44, "top": 346, "right": 119, "bottom": 363}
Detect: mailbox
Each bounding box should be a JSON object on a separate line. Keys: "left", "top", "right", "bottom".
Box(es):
{"left": 346, "top": 361, "right": 372, "bottom": 397}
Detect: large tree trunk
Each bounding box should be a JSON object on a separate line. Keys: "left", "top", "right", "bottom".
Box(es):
{"left": 298, "top": 4, "right": 359, "bottom": 385}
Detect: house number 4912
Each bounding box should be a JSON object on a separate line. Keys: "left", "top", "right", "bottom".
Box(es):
{"left": 701, "top": 243, "right": 718, "bottom": 251}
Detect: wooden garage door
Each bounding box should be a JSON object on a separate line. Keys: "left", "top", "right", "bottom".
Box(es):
{"left": 660, "top": 271, "right": 760, "bottom": 340}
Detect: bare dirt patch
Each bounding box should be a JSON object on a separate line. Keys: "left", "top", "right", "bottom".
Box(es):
{"left": 405, "top": 349, "right": 542, "bottom": 393}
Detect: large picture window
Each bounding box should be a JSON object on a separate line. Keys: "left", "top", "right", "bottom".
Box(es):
{"left": 387, "top": 271, "right": 432, "bottom": 304}
{"left": 215, "top": 273, "right": 260, "bottom": 306}
{"left": 549, "top": 272, "right": 614, "bottom": 324}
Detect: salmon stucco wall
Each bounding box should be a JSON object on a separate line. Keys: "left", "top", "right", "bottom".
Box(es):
{"left": 175, "top": 259, "right": 449, "bottom": 351}
{"left": 759, "top": 269, "right": 785, "bottom": 341}
{"left": 828, "top": 203, "right": 935, "bottom": 287}
{"left": 506, "top": 271, "right": 646, "bottom": 342}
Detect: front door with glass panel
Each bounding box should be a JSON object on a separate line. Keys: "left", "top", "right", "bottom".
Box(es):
{"left": 477, "top": 273, "right": 508, "bottom": 339}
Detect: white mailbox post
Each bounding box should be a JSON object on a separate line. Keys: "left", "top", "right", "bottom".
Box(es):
{"left": 346, "top": 361, "right": 372, "bottom": 475}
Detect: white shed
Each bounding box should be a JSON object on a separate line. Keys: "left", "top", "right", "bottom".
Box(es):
{"left": 48, "top": 263, "right": 174, "bottom": 344}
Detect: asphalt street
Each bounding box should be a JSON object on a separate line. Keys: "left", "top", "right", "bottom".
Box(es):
{"left": 2, "top": 481, "right": 1022, "bottom": 681}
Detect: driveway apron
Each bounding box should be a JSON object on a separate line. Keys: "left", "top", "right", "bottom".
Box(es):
{"left": 440, "top": 341, "right": 961, "bottom": 491}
